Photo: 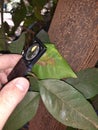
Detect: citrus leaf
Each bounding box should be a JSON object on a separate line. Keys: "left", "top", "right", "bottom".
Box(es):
{"left": 30, "top": 0, "right": 47, "bottom": 8}
{"left": 37, "top": 29, "right": 50, "bottom": 43}
{"left": 34, "top": 7, "right": 43, "bottom": 20}
{"left": 32, "top": 44, "right": 77, "bottom": 79}
{"left": 0, "top": 28, "right": 7, "bottom": 51}
{"left": 24, "top": 16, "right": 37, "bottom": 27}
{"left": 8, "top": 32, "right": 25, "bottom": 53}
{"left": 66, "top": 127, "right": 78, "bottom": 130}
{"left": 12, "top": 1, "right": 26, "bottom": 28}
{"left": 28, "top": 75, "right": 40, "bottom": 92}
{"left": 40, "top": 79, "right": 98, "bottom": 130}
{"left": 0, "top": 38, "right": 6, "bottom": 51}
{"left": 4, "top": 92, "right": 40, "bottom": 130}
{"left": 66, "top": 68, "right": 98, "bottom": 99}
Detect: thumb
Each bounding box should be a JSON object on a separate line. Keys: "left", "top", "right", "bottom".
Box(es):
{"left": 0, "top": 77, "right": 29, "bottom": 129}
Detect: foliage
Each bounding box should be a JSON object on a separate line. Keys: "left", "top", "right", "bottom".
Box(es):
{"left": 66, "top": 68, "right": 98, "bottom": 99}
{"left": 3, "top": 92, "right": 40, "bottom": 130}
{"left": 40, "top": 79, "right": 98, "bottom": 130}
{"left": 2, "top": 0, "right": 57, "bottom": 38}
{"left": 32, "top": 43, "right": 77, "bottom": 79}
{"left": 0, "top": 0, "right": 98, "bottom": 130}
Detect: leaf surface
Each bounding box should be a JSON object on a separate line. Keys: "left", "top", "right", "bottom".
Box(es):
{"left": 66, "top": 127, "right": 78, "bottom": 130}
{"left": 12, "top": 1, "right": 26, "bottom": 28}
{"left": 32, "top": 44, "right": 77, "bottom": 79}
{"left": 8, "top": 32, "right": 25, "bottom": 53}
{"left": 66, "top": 68, "right": 98, "bottom": 99}
{"left": 4, "top": 92, "right": 40, "bottom": 130}
{"left": 0, "top": 28, "right": 7, "bottom": 51}
{"left": 40, "top": 79, "right": 98, "bottom": 130}
{"left": 28, "top": 75, "right": 40, "bottom": 92}
{"left": 37, "top": 29, "right": 50, "bottom": 43}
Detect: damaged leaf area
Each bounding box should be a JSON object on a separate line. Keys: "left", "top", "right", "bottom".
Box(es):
{"left": 37, "top": 54, "right": 55, "bottom": 66}
{"left": 32, "top": 44, "right": 77, "bottom": 79}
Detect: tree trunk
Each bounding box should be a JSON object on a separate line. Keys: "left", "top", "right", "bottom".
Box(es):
{"left": 29, "top": 0, "right": 98, "bottom": 129}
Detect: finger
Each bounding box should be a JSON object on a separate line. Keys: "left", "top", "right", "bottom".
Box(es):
{"left": 0, "top": 72, "right": 8, "bottom": 85}
{"left": 0, "top": 54, "right": 21, "bottom": 70}
{"left": 4, "top": 68, "right": 13, "bottom": 76}
{"left": 0, "top": 68, "right": 14, "bottom": 85}
{"left": 0, "top": 77, "right": 29, "bottom": 129}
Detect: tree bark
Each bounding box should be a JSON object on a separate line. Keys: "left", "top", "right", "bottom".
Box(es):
{"left": 29, "top": 0, "right": 98, "bottom": 129}
{"left": 49, "top": 0, "right": 98, "bottom": 72}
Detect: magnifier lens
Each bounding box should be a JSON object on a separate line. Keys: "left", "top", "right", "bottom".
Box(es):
{"left": 26, "top": 43, "right": 40, "bottom": 60}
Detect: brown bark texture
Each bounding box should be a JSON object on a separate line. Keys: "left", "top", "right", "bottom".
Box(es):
{"left": 29, "top": 0, "right": 98, "bottom": 130}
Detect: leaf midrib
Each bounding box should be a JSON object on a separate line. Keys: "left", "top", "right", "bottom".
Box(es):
{"left": 42, "top": 84, "right": 98, "bottom": 129}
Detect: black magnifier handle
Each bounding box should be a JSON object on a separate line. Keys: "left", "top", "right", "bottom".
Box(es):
{"left": 7, "top": 37, "right": 47, "bottom": 82}
{"left": 7, "top": 58, "right": 28, "bottom": 82}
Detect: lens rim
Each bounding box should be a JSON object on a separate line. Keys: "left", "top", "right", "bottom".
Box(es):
{"left": 26, "top": 43, "right": 40, "bottom": 60}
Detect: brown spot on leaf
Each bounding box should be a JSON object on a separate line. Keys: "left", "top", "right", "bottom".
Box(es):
{"left": 37, "top": 57, "right": 55, "bottom": 66}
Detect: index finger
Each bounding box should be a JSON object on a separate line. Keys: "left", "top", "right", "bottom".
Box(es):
{"left": 0, "top": 54, "right": 21, "bottom": 70}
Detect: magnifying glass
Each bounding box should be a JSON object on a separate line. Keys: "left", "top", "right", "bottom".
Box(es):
{"left": 7, "top": 37, "right": 47, "bottom": 82}
{"left": 26, "top": 43, "right": 40, "bottom": 60}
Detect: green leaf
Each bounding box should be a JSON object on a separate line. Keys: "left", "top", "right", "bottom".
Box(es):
{"left": 24, "top": 15, "right": 37, "bottom": 27}
{"left": 66, "top": 127, "right": 78, "bottom": 130}
{"left": 4, "top": 92, "right": 40, "bottom": 130}
{"left": 34, "top": 7, "right": 43, "bottom": 20}
{"left": 25, "top": 5, "right": 33, "bottom": 16}
{"left": 37, "top": 29, "right": 50, "bottom": 43}
{"left": 28, "top": 75, "right": 40, "bottom": 92}
{"left": 12, "top": 1, "right": 26, "bottom": 28}
{"left": 40, "top": 79, "right": 98, "bottom": 130}
{"left": 30, "top": 0, "right": 47, "bottom": 9}
{"left": 0, "top": 28, "right": 7, "bottom": 51}
{"left": 32, "top": 44, "right": 77, "bottom": 79}
{"left": 8, "top": 32, "right": 25, "bottom": 53}
{"left": 66, "top": 68, "right": 98, "bottom": 99}
{"left": 3, "top": 22, "right": 10, "bottom": 36}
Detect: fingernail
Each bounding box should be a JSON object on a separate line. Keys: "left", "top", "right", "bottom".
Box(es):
{"left": 15, "top": 78, "right": 29, "bottom": 91}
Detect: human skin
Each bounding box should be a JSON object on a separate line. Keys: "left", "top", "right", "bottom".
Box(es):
{"left": 0, "top": 54, "right": 29, "bottom": 129}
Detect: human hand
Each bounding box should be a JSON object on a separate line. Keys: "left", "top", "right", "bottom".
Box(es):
{"left": 0, "top": 54, "right": 29, "bottom": 129}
